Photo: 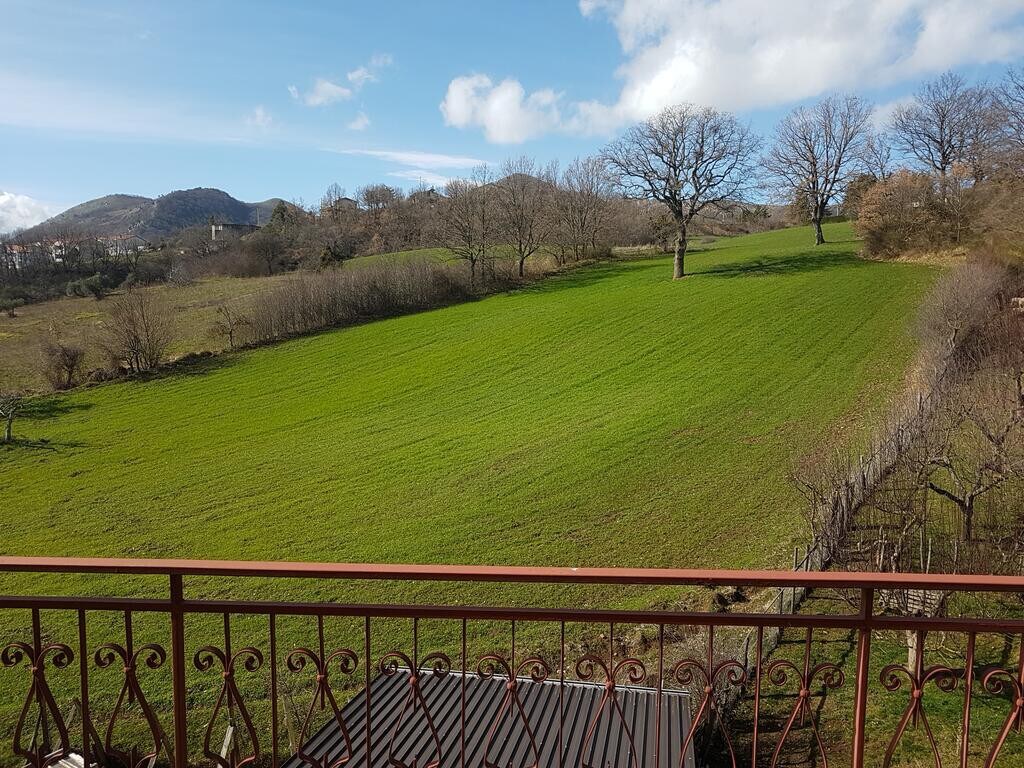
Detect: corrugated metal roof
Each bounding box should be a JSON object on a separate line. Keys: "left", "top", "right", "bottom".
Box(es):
{"left": 284, "top": 669, "right": 695, "bottom": 768}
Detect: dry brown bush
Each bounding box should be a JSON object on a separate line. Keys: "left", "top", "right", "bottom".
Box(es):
{"left": 247, "top": 258, "right": 472, "bottom": 344}
{"left": 102, "top": 291, "right": 175, "bottom": 373}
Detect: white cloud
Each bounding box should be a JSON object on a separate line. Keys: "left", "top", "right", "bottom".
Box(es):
{"left": 445, "top": 0, "right": 1024, "bottom": 142}
{"left": 290, "top": 78, "right": 352, "bottom": 107}
{"left": 334, "top": 148, "right": 486, "bottom": 169}
{"left": 387, "top": 169, "right": 451, "bottom": 187}
{"left": 347, "top": 53, "right": 394, "bottom": 89}
{"left": 0, "top": 191, "right": 55, "bottom": 231}
{"left": 872, "top": 95, "right": 915, "bottom": 130}
{"left": 244, "top": 105, "right": 273, "bottom": 130}
{"left": 347, "top": 111, "right": 371, "bottom": 131}
{"left": 440, "top": 75, "right": 563, "bottom": 143}
{"left": 347, "top": 67, "right": 375, "bottom": 88}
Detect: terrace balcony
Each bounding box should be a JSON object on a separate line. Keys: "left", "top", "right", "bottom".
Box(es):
{"left": 0, "top": 557, "right": 1022, "bottom": 768}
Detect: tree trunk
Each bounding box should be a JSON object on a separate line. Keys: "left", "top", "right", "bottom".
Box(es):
{"left": 812, "top": 216, "right": 825, "bottom": 245}
{"left": 518, "top": 257, "right": 525, "bottom": 278}
{"left": 673, "top": 224, "right": 688, "bottom": 279}
{"left": 3, "top": 414, "right": 12, "bottom": 443}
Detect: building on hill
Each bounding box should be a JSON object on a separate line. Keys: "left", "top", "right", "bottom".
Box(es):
{"left": 211, "top": 222, "right": 261, "bottom": 241}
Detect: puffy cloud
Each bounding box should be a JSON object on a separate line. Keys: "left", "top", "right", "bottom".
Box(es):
{"left": 0, "top": 191, "right": 55, "bottom": 231}
{"left": 440, "top": 75, "right": 563, "bottom": 143}
{"left": 289, "top": 78, "right": 352, "bottom": 107}
{"left": 347, "top": 111, "right": 371, "bottom": 131}
{"left": 445, "top": 0, "right": 1024, "bottom": 142}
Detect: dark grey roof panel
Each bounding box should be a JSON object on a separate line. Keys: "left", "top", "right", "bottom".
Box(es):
{"left": 283, "top": 670, "right": 695, "bottom": 768}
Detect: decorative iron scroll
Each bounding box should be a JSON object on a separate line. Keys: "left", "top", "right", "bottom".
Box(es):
{"left": 575, "top": 654, "right": 647, "bottom": 768}
{"left": 379, "top": 650, "right": 451, "bottom": 768}
{"left": 194, "top": 645, "right": 264, "bottom": 768}
{"left": 94, "top": 643, "right": 171, "bottom": 768}
{"left": 287, "top": 646, "right": 360, "bottom": 768}
{"left": 764, "top": 629, "right": 844, "bottom": 768}
{"left": 1, "top": 641, "right": 74, "bottom": 768}
{"left": 477, "top": 654, "right": 550, "bottom": 768}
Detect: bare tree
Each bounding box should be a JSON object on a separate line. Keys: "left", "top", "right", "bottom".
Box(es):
{"left": 862, "top": 131, "right": 894, "bottom": 181}
{"left": 440, "top": 166, "right": 495, "bottom": 288}
{"left": 890, "top": 72, "right": 996, "bottom": 185}
{"left": 40, "top": 335, "right": 86, "bottom": 391}
{"left": 244, "top": 229, "right": 287, "bottom": 275}
{"left": 103, "top": 291, "right": 174, "bottom": 373}
{"left": 212, "top": 304, "right": 250, "bottom": 350}
{"left": 556, "top": 156, "right": 614, "bottom": 261}
{"left": 766, "top": 95, "right": 873, "bottom": 245}
{"left": 997, "top": 66, "right": 1024, "bottom": 155}
{"left": 0, "top": 392, "right": 24, "bottom": 444}
{"left": 495, "top": 157, "right": 557, "bottom": 277}
{"left": 603, "top": 104, "right": 759, "bottom": 278}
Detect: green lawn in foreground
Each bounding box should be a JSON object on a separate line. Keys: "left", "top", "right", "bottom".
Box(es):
{"left": 0, "top": 223, "right": 940, "bottom": 756}
{"left": 1, "top": 224, "right": 936, "bottom": 584}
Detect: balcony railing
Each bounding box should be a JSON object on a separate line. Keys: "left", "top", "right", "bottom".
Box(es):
{"left": 1, "top": 557, "right": 1023, "bottom": 768}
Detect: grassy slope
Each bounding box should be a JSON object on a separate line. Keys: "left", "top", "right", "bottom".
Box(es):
{"left": 0, "top": 223, "right": 941, "bottom": 749}
{"left": 2, "top": 224, "right": 934, "bottom": 582}
{"left": 0, "top": 248, "right": 450, "bottom": 391}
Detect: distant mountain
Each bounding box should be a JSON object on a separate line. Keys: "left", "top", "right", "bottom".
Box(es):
{"left": 23, "top": 188, "right": 287, "bottom": 241}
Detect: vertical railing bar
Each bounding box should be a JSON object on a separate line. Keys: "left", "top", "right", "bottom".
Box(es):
{"left": 170, "top": 574, "right": 188, "bottom": 768}
{"left": 559, "top": 621, "right": 565, "bottom": 768}
{"left": 317, "top": 615, "right": 326, "bottom": 710}
{"left": 655, "top": 623, "right": 664, "bottom": 768}
{"left": 78, "top": 609, "right": 90, "bottom": 768}
{"left": 364, "top": 615, "right": 372, "bottom": 768}
{"left": 31, "top": 608, "right": 51, "bottom": 753}
{"left": 270, "top": 614, "right": 279, "bottom": 768}
{"left": 413, "top": 616, "right": 419, "bottom": 670}
{"left": 960, "top": 632, "right": 976, "bottom": 768}
{"left": 851, "top": 587, "right": 874, "bottom": 768}
{"left": 752, "top": 625, "right": 762, "bottom": 768}
{"left": 511, "top": 619, "right": 516, "bottom": 668}
{"left": 125, "top": 609, "right": 135, "bottom": 705}
{"left": 1016, "top": 633, "right": 1024, "bottom": 734}
{"left": 461, "top": 617, "right": 467, "bottom": 768}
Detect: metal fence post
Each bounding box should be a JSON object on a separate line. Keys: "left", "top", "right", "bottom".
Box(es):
{"left": 851, "top": 587, "right": 874, "bottom": 768}
{"left": 170, "top": 574, "right": 188, "bottom": 768}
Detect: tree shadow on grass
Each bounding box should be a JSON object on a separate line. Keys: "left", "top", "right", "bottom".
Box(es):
{"left": 1, "top": 437, "right": 88, "bottom": 452}
{"left": 21, "top": 395, "right": 93, "bottom": 421}
{"left": 513, "top": 258, "right": 668, "bottom": 296}
{"left": 135, "top": 349, "right": 245, "bottom": 383}
{"left": 697, "top": 249, "right": 866, "bottom": 279}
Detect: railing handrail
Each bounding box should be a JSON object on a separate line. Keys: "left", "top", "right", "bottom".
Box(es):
{"left": 0, "top": 555, "right": 1021, "bottom": 592}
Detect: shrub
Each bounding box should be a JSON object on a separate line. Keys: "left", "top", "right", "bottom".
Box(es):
{"left": 102, "top": 291, "right": 175, "bottom": 373}
{"left": 855, "top": 170, "right": 944, "bottom": 257}
{"left": 0, "top": 298, "right": 24, "bottom": 317}
{"left": 40, "top": 337, "right": 87, "bottom": 390}
{"left": 247, "top": 258, "right": 471, "bottom": 344}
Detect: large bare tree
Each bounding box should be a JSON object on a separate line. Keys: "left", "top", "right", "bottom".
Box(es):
{"left": 997, "top": 66, "right": 1024, "bottom": 155}
{"left": 494, "top": 157, "right": 557, "bottom": 277}
{"left": 890, "top": 72, "right": 996, "bottom": 184}
{"left": 555, "top": 156, "right": 614, "bottom": 262}
{"left": 440, "top": 165, "right": 495, "bottom": 288}
{"left": 766, "top": 94, "right": 873, "bottom": 245}
{"left": 602, "top": 104, "right": 759, "bottom": 278}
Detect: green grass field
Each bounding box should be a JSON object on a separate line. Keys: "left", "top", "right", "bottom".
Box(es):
{"left": 2, "top": 224, "right": 935, "bottom": 582}
{"left": 0, "top": 223, "right": 943, "bottom": 756}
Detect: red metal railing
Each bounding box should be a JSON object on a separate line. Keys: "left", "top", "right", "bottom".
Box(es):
{"left": 1, "top": 557, "right": 1023, "bottom": 768}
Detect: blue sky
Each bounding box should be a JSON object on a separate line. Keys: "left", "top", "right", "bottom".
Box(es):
{"left": 2, "top": 0, "right": 1024, "bottom": 229}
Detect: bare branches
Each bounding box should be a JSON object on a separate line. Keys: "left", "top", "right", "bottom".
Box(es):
{"left": 494, "top": 157, "right": 557, "bottom": 277}
{"left": 602, "top": 103, "right": 760, "bottom": 278}
{"left": 0, "top": 391, "right": 24, "bottom": 443}
{"left": 102, "top": 290, "right": 175, "bottom": 374}
{"left": 440, "top": 165, "right": 495, "bottom": 288}
{"left": 765, "top": 94, "right": 872, "bottom": 244}
{"left": 890, "top": 72, "right": 997, "bottom": 182}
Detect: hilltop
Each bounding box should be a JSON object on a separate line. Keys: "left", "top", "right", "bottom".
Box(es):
{"left": 21, "top": 187, "right": 287, "bottom": 241}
